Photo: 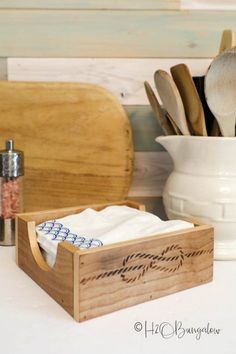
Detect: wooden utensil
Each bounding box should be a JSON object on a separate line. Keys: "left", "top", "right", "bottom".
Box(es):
{"left": 164, "top": 110, "right": 182, "bottom": 135}
{"left": 219, "top": 29, "right": 235, "bottom": 54}
{"left": 154, "top": 70, "right": 190, "bottom": 135}
{"left": 205, "top": 47, "right": 236, "bottom": 137}
{"left": 206, "top": 29, "right": 235, "bottom": 136}
{"left": 171, "top": 64, "right": 207, "bottom": 136}
{"left": 144, "top": 81, "right": 176, "bottom": 135}
{"left": 192, "top": 30, "right": 234, "bottom": 136}
{"left": 0, "top": 81, "right": 134, "bottom": 211}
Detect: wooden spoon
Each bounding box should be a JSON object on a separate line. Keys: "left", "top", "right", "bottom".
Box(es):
{"left": 170, "top": 64, "right": 207, "bottom": 136}
{"left": 205, "top": 47, "right": 236, "bottom": 137}
{"left": 208, "top": 29, "right": 235, "bottom": 136}
{"left": 154, "top": 70, "right": 190, "bottom": 135}
{"left": 144, "top": 81, "right": 175, "bottom": 135}
{"left": 192, "top": 30, "right": 234, "bottom": 136}
{"left": 219, "top": 29, "right": 235, "bottom": 54}
{"left": 165, "top": 111, "right": 182, "bottom": 135}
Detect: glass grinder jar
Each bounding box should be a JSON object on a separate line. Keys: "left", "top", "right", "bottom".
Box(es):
{"left": 0, "top": 140, "right": 24, "bottom": 246}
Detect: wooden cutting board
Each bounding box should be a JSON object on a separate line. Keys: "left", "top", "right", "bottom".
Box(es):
{"left": 0, "top": 81, "right": 134, "bottom": 211}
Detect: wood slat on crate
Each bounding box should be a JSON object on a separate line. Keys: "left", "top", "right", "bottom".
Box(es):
{"left": 0, "top": 10, "right": 235, "bottom": 58}
{"left": 16, "top": 217, "right": 77, "bottom": 315}
{"left": 77, "top": 224, "right": 213, "bottom": 321}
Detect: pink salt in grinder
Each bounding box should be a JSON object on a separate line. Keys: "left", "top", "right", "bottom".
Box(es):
{"left": 0, "top": 140, "right": 24, "bottom": 246}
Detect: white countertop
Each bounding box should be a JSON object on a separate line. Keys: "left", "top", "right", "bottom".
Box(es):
{"left": 1, "top": 247, "right": 236, "bottom": 354}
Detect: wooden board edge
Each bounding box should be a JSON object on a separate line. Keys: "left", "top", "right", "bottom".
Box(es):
{"left": 73, "top": 251, "right": 80, "bottom": 322}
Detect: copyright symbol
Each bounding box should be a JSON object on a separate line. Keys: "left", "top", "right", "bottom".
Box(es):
{"left": 134, "top": 322, "right": 143, "bottom": 332}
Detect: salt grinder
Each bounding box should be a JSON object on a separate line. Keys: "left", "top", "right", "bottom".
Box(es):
{"left": 0, "top": 140, "right": 24, "bottom": 246}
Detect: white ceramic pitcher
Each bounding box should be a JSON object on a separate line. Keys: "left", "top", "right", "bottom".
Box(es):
{"left": 156, "top": 135, "right": 236, "bottom": 260}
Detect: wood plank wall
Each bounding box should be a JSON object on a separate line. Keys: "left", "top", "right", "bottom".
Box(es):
{"left": 0, "top": 0, "right": 234, "bottom": 214}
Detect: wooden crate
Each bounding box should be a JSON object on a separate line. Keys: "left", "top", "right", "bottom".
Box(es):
{"left": 16, "top": 200, "right": 214, "bottom": 322}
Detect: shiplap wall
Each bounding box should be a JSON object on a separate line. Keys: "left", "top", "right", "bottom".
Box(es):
{"left": 0, "top": 0, "right": 234, "bottom": 213}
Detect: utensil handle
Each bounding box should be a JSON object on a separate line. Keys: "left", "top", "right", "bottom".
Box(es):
{"left": 219, "top": 29, "right": 235, "bottom": 54}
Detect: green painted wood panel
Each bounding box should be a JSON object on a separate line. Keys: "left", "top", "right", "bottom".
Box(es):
{"left": 125, "top": 105, "right": 164, "bottom": 152}
{"left": 0, "top": 10, "right": 233, "bottom": 58}
{"left": 0, "top": 0, "right": 180, "bottom": 10}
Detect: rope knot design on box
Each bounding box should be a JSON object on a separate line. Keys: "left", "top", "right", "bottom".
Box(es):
{"left": 37, "top": 220, "right": 103, "bottom": 249}
{"left": 80, "top": 244, "right": 213, "bottom": 285}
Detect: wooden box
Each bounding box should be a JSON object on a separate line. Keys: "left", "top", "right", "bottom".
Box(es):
{"left": 16, "top": 200, "right": 214, "bottom": 322}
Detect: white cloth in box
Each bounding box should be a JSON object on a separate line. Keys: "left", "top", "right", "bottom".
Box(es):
{"left": 36, "top": 205, "right": 194, "bottom": 266}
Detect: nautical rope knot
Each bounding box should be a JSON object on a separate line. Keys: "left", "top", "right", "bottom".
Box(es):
{"left": 80, "top": 244, "right": 213, "bottom": 285}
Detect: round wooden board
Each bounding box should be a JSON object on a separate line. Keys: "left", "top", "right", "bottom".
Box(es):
{"left": 0, "top": 81, "right": 134, "bottom": 211}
